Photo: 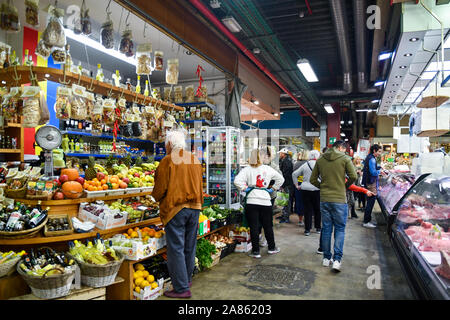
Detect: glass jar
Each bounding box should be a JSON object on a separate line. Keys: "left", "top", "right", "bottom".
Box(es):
{"left": 165, "top": 58, "right": 179, "bottom": 85}
{"left": 154, "top": 51, "right": 164, "bottom": 71}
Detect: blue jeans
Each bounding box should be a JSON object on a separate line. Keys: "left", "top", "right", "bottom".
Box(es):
{"left": 364, "top": 195, "right": 381, "bottom": 223}
{"left": 294, "top": 188, "right": 304, "bottom": 216}
{"left": 165, "top": 208, "right": 199, "bottom": 293}
{"left": 320, "top": 202, "right": 348, "bottom": 262}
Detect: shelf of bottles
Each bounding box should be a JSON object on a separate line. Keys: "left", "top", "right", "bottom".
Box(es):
{"left": 206, "top": 127, "right": 240, "bottom": 208}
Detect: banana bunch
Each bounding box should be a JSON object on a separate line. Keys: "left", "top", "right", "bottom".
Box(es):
{"left": 94, "top": 164, "right": 107, "bottom": 174}
{"left": 237, "top": 227, "right": 250, "bottom": 233}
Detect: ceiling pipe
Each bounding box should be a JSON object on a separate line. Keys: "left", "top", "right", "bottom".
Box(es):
{"left": 187, "top": 0, "right": 320, "bottom": 126}
{"left": 353, "top": 0, "right": 377, "bottom": 93}
{"left": 317, "top": 0, "right": 353, "bottom": 96}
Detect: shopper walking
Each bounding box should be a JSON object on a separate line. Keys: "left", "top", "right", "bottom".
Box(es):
{"left": 234, "top": 149, "right": 284, "bottom": 258}
{"left": 353, "top": 157, "right": 366, "bottom": 211}
{"left": 292, "top": 150, "right": 321, "bottom": 236}
{"left": 152, "top": 129, "right": 203, "bottom": 298}
{"left": 310, "top": 140, "right": 357, "bottom": 272}
{"left": 362, "top": 144, "right": 384, "bottom": 229}
{"left": 293, "top": 150, "right": 307, "bottom": 226}
{"left": 278, "top": 148, "right": 294, "bottom": 223}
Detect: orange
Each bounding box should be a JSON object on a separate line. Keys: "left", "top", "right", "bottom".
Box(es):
{"left": 127, "top": 228, "right": 133, "bottom": 236}
{"left": 130, "top": 231, "right": 138, "bottom": 238}
{"left": 134, "top": 227, "right": 139, "bottom": 231}
{"left": 102, "top": 185, "right": 108, "bottom": 190}
{"left": 100, "top": 179, "right": 107, "bottom": 185}
{"left": 93, "top": 178, "right": 99, "bottom": 183}
{"left": 83, "top": 183, "right": 88, "bottom": 189}
{"left": 88, "top": 186, "right": 95, "bottom": 192}
{"left": 110, "top": 177, "right": 119, "bottom": 184}
{"left": 112, "top": 183, "right": 119, "bottom": 190}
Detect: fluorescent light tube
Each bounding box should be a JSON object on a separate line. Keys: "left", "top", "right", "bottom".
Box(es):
{"left": 378, "top": 51, "right": 392, "bottom": 61}
{"left": 297, "top": 59, "right": 319, "bottom": 82}
{"left": 324, "top": 104, "right": 334, "bottom": 114}
{"left": 355, "top": 109, "right": 374, "bottom": 112}
{"left": 65, "top": 28, "right": 136, "bottom": 66}
{"left": 372, "top": 99, "right": 380, "bottom": 103}
{"left": 374, "top": 80, "right": 385, "bottom": 87}
{"left": 221, "top": 17, "right": 242, "bottom": 33}
{"left": 340, "top": 133, "right": 345, "bottom": 137}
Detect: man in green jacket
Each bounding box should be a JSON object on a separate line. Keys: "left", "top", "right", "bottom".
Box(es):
{"left": 310, "top": 140, "right": 357, "bottom": 272}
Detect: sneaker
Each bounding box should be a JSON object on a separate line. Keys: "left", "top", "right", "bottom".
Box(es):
{"left": 332, "top": 260, "right": 341, "bottom": 272}
{"left": 315, "top": 228, "right": 321, "bottom": 234}
{"left": 298, "top": 221, "right": 305, "bottom": 227}
{"left": 322, "top": 258, "right": 332, "bottom": 267}
{"left": 371, "top": 221, "right": 378, "bottom": 226}
{"left": 249, "top": 251, "right": 261, "bottom": 259}
{"left": 363, "top": 222, "right": 377, "bottom": 229}
{"left": 304, "top": 231, "right": 310, "bottom": 236}
{"left": 268, "top": 247, "right": 280, "bottom": 255}
{"left": 259, "top": 238, "right": 268, "bottom": 247}
{"left": 316, "top": 248, "right": 323, "bottom": 254}
{"left": 163, "top": 289, "right": 192, "bottom": 298}
{"left": 351, "top": 214, "right": 358, "bottom": 219}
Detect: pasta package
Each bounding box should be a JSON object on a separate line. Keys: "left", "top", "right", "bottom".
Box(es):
{"left": 35, "top": 39, "right": 52, "bottom": 59}
{"left": 117, "top": 98, "right": 127, "bottom": 126}
{"left": 55, "top": 86, "right": 72, "bottom": 120}
{"left": 70, "top": 84, "right": 87, "bottom": 120}
{"left": 136, "top": 43, "right": 152, "bottom": 75}
{"left": 21, "top": 86, "right": 41, "bottom": 128}
{"left": 84, "top": 91, "right": 95, "bottom": 121}
{"left": 80, "top": 0, "right": 92, "bottom": 36}
{"left": 102, "top": 98, "right": 116, "bottom": 126}
{"left": 91, "top": 97, "right": 103, "bottom": 135}
{"left": 174, "top": 86, "right": 183, "bottom": 103}
{"left": 165, "top": 58, "right": 179, "bottom": 85}
{"left": 2, "top": 87, "right": 21, "bottom": 120}
{"left": 163, "top": 87, "right": 172, "bottom": 102}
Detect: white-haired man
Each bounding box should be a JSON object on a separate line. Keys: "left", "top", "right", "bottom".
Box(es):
{"left": 152, "top": 129, "right": 203, "bottom": 298}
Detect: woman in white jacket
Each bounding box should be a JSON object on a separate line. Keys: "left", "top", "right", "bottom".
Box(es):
{"left": 292, "top": 150, "right": 321, "bottom": 236}
{"left": 234, "top": 149, "right": 285, "bottom": 258}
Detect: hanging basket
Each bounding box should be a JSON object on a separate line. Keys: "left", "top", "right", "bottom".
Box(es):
{"left": 16, "top": 263, "right": 76, "bottom": 299}
{"left": 417, "top": 96, "right": 449, "bottom": 109}
{"left": 66, "top": 252, "right": 124, "bottom": 288}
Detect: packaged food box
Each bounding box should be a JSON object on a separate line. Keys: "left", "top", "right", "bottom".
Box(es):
{"left": 133, "top": 278, "right": 164, "bottom": 300}
{"left": 111, "top": 237, "right": 157, "bottom": 260}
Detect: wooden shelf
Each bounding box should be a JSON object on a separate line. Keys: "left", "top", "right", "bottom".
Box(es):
{"left": 0, "top": 149, "right": 21, "bottom": 153}
{"left": 6, "top": 123, "right": 21, "bottom": 128}
{"left": 0, "top": 66, "right": 183, "bottom": 111}
{"left": 0, "top": 217, "right": 162, "bottom": 245}
{"left": 14, "top": 191, "right": 153, "bottom": 206}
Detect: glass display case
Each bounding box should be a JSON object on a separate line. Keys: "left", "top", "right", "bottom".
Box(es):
{"left": 378, "top": 172, "right": 416, "bottom": 217}
{"left": 205, "top": 127, "right": 240, "bottom": 208}
{"left": 389, "top": 173, "right": 450, "bottom": 300}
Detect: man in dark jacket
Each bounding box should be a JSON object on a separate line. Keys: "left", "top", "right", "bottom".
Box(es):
{"left": 310, "top": 140, "right": 357, "bottom": 272}
{"left": 278, "top": 148, "right": 294, "bottom": 223}
{"left": 361, "top": 144, "right": 383, "bottom": 228}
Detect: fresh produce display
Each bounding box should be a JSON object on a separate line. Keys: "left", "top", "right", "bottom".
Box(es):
{"left": 53, "top": 167, "right": 84, "bottom": 199}
{"left": 0, "top": 202, "right": 49, "bottom": 232}
{"left": 195, "top": 238, "right": 217, "bottom": 271}
{"left": 232, "top": 226, "right": 250, "bottom": 234}
{"left": 80, "top": 201, "right": 126, "bottom": 220}
{"left": 108, "top": 200, "right": 142, "bottom": 222}
{"left": 68, "top": 237, "right": 119, "bottom": 265}
{"left": 201, "top": 205, "right": 230, "bottom": 221}
{"left": 205, "top": 233, "right": 234, "bottom": 249}
{"left": 19, "top": 248, "right": 75, "bottom": 276}
{"left": 120, "top": 225, "right": 165, "bottom": 242}
{"left": 132, "top": 262, "right": 160, "bottom": 294}
{"left": 0, "top": 250, "right": 26, "bottom": 264}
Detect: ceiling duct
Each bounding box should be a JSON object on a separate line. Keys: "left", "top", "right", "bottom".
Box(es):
{"left": 318, "top": 0, "right": 353, "bottom": 96}
{"left": 353, "top": 0, "right": 377, "bottom": 94}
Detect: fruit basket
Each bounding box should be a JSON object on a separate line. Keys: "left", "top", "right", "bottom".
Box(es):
{"left": 0, "top": 216, "right": 48, "bottom": 239}
{"left": 67, "top": 251, "right": 125, "bottom": 288}
{"left": 16, "top": 262, "right": 76, "bottom": 299}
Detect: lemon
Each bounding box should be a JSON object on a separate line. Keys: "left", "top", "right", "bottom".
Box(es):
{"left": 135, "top": 264, "right": 145, "bottom": 271}
{"left": 146, "top": 275, "right": 155, "bottom": 283}
{"left": 133, "top": 270, "right": 143, "bottom": 279}
{"left": 150, "top": 282, "right": 158, "bottom": 289}
{"left": 132, "top": 283, "right": 136, "bottom": 289}
{"left": 140, "top": 280, "right": 150, "bottom": 288}
{"left": 135, "top": 277, "right": 145, "bottom": 287}
{"left": 135, "top": 286, "right": 141, "bottom": 293}
{"left": 142, "top": 270, "right": 149, "bottom": 278}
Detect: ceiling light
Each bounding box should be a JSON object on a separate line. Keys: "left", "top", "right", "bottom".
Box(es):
{"left": 399, "top": 65, "right": 407, "bottom": 69}
{"left": 348, "top": 120, "right": 352, "bottom": 124}
{"left": 252, "top": 119, "right": 257, "bottom": 123}
{"left": 345, "top": 139, "right": 349, "bottom": 142}
{"left": 297, "top": 59, "right": 319, "bottom": 82}
{"left": 378, "top": 51, "right": 392, "bottom": 61}
{"left": 280, "top": 112, "right": 284, "bottom": 115}
{"left": 253, "top": 48, "right": 261, "bottom": 54}
{"left": 340, "top": 121, "right": 344, "bottom": 124}
{"left": 221, "top": 17, "right": 242, "bottom": 33}
{"left": 409, "top": 37, "right": 419, "bottom": 42}
{"left": 340, "top": 133, "right": 345, "bottom": 137}
{"left": 404, "top": 53, "right": 412, "bottom": 57}
{"left": 371, "top": 99, "right": 380, "bottom": 103}
{"left": 1, "top": 80, "right": 6, "bottom": 84}
{"left": 65, "top": 28, "right": 136, "bottom": 66}
{"left": 356, "top": 109, "right": 374, "bottom": 112}
{"left": 374, "top": 80, "right": 385, "bottom": 87}
{"left": 324, "top": 104, "right": 334, "bottom": 114}
{"left": 210, "top": 0, "right": 221, "bottom": 9}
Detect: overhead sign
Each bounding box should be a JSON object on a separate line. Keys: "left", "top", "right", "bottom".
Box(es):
{"left": 306, "top": 131, "right": 320, "bottom": 137}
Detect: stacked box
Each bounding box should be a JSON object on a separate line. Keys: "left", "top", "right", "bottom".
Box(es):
{"left": 133, "top": 278, "right": 164, "bottom": 300}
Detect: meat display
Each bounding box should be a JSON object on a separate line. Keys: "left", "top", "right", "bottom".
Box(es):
{"left": 404, "top": 223, "right": 450, "bottom": 253}
{"left": 378, "top": 173, "right": 415, "bottom": 213}
{"left": 397, "top": 204, "right": 450, "bottom": 225}
{"left": 435, "top": 251, "right": 450, "bottom": 280}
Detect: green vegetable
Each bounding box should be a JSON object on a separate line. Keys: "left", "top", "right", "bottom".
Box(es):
{"left": 196, "top": 238, "right": 217, "bottom": 270}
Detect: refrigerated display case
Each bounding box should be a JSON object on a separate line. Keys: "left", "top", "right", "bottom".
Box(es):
{"left": 389, "top": 173, "right": 450, "bottom": 300}
{"left": 206, "top": 127, "right": 240, "bottom": 208}
{"left": 378, "top": 172, "right": 416, "bottom": 219}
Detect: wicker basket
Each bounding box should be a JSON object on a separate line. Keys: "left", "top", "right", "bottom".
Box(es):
{"left": 0, "top": 256, "right": 21, "bottom": 278}
{"left": 4, "top": 186, "right": 27, "bottom": 199}
{"left": 67, "top": 252, "right": 124, "bottom": 288}
{"left": 0, "top": 216, "right": 48, "bottom": 239}
{"left": 16, "top": 263, "right": 75, "bottom": 299}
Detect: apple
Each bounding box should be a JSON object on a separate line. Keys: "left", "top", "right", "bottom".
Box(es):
{"left": 53, "top": 191, "right": 64, "bottom": 200}
{"left": 97, "top": 172, "right": 106, "bottom": 180}
{"left": 122, "top": 177, "right": 130, "bottom": 184}
{"left": 145, "top": 171, "right": 151, "bottom": 176}
{"left": 134, "top": 173, "right": 140, "bottom": 178}
{"left": 150, "top": 170, "right": 155, "bottom": 175}
{"left": 59, "top": 174, "right": 69, "bottom": 184}
{"left": 76, "top": 177, "right": 85, "bottom": 185}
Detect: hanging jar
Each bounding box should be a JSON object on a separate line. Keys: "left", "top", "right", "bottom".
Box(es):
{"left": 154, "top": 51, "right": 164, "bottom": 71}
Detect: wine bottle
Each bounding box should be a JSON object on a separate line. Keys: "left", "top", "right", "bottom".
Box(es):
{"left": 22, "top": 254, "right": 33, "bottom": 270}
{"left": 5, "top": 211, "right": 22, "bottom": 231}
{"left": 28, "top": 207, "right": 49, "bottom": 229}
{"left": 46, "top": 249, "right": 55, "bottom": 265}
{"left": 29, "top": 249, "right": 38, "bottom": 267}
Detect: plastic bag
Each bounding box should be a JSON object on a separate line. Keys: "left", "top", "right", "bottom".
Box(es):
{"left": 25, "top": 0, "right": 39, "bottom": 27}
{"left": 91, "top": 97, "right": 103, "bottom": 135}
{"left": 117, "top": 98, "right": 127, "bottom": 126}
{"left": 38, "top": 91, "right": 50, "bottom": 125}
{"left": 0, "top": 0, "right": 20, "bottom": 33}
{"left": 119, "top": 29, "right": 134, "bottom": 57}
{"left": 185, "top": 85, "right": 195, "bottom": 103}
{"left": 43, "top": 10, "right": 66, "bottom": 48}
{"left": 84, "top": 91, "right": 95, "bottom": 121}
{"left": 21, "top": 86, "right": 41, "bottom": 128}
{"left": 70, "top": 84, "right": 87, "bottom": 120}
{"left": 154, "top": 51, "right": 163, "bottom": 71}
{"left": 55, "top": 86, "right": 71, "bottom": 120}
{"left": 102, "top": 99, "right": 116, "bottom": 127}
{"left": 163, "top": 87, "right": 172, "bottom": 102}
{"left": 51, "top": 48, "right": 66, "bottom": 64}
{"left": 275, "top": 192, "right": 289, "bottom": 207}
{"left": 100, "top": 13, "right": 114, "bottom": 49}
{"left": 136, "top": 43, "right": 152, "bottom": 75}
{"left": 166, "top": 58, "right": 179, "bottom": 85}
{"left": 35, "top": 39, "right": 52, "bottom": 59}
